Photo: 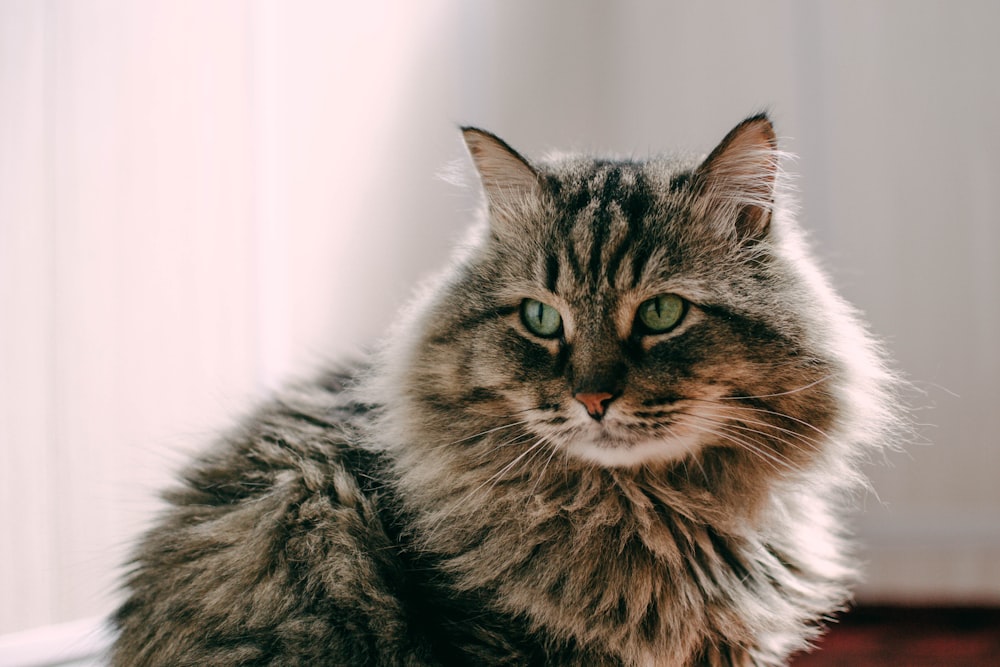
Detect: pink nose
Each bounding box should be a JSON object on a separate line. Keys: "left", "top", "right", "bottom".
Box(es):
{"left": 574, "top": 392, "right": 615, "bottom": 420}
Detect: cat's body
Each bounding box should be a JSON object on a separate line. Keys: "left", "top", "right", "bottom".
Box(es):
{"left": 112, "top": 115, "right": 897, "bottom": 666}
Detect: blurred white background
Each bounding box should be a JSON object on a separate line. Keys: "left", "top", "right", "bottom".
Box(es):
{"left": 1, "top": 0, "right": 998, "bottom": 650}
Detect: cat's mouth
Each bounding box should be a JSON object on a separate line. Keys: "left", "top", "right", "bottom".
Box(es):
{"left": 520, "top": 388, "right": 730, "bottom": 468}
{"left": 536, "top": 393, "right": 729, "bottom": 468}
{"left": 547, "top": 412, "right": 694, "bottom": 468}
{"left": 566, "top": 427, "right": 704, "bottom": 468}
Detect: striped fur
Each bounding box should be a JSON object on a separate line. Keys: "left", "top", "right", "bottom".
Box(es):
{"left": 112, "top": 115, "right": 899, "bottom": 666}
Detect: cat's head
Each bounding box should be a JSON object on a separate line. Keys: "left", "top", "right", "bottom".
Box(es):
{"left": 391, "top": 115, "right": 886, "bottom": 476}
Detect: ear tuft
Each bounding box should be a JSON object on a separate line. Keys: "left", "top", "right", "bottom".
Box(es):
{"left": 461, "top": 127, "right": 540, "bottom": 213}
{"left": 694, "top": 114, "right": 780, "bottom": 241}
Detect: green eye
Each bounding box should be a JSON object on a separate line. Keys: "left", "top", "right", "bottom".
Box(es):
{"left": 520, "top": 299, "right": 562, "bottom": 338}
{"left": 637, "top": 294, "right": 685, "bottom": 334}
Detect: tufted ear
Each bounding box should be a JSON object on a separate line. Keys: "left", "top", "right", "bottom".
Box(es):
{"left": 693, "top": 114, "right": 779, "bottom": 241}
{"left": 461, "top": 127, "right": 541, "bottom": 220}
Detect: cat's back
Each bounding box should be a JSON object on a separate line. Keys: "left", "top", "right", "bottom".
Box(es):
{"left": 111, "top": 367, "right": 426, "bottom": 666}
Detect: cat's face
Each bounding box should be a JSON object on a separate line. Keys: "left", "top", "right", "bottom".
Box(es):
{"left": 407, "top": 117, "right": 838, "bottom": 470}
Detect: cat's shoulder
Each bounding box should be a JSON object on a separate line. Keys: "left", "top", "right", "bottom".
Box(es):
{"left": 172, "top": 366, "right": 376, "bottom": 491}
{"left": 113, "top": 365, "right": 416, "bottom": 665}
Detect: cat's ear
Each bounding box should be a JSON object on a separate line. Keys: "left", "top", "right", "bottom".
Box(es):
{"left": 461, "top": 127, "right": 541, "bottom": 218}
{"left": 693, "top": 113, "right": 779, "bottom": 241}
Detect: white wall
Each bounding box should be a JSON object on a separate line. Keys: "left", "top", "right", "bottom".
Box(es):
{"left": 1, "top": 0, "right": 997, "bottom": 637}
{"left": 0, "top": 0, "right": 464, "bottom": 635}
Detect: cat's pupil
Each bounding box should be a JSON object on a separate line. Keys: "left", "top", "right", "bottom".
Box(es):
{"left": 638, "top": 294, "right": 684, "bottom": 333}
{"left": 521, "top": 298, "right": 562, "bottom": 338}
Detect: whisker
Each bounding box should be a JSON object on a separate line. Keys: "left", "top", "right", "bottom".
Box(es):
{"left": 708, "top": 402, "right": 831, "bottom": 439}
{"left": 657, "top": 422, "right": 710, "bottom": 485}
{"left": 465, "top": 439, "right": 553, "bottom": 518}
{"left": 683, "top": 420, "right": 788, "bottom": 473}
{"left": 705, "top": 412, "right": 826, "bottom": 452}
{"left": 680, "top": 417, "right": 796, "bottom": 473}
{"left": 715, "top": 374, "right": 836, "bottom": 401}
{"left": 470, "top": 432, "right": 536, "bottom": 460}
{"left": 421, "top": 438, "right": 548, "bottom": 542}
{"left": 713, "top": 420, "right": 819, "bottom": 456}
{"left": 432, "top": 419, "right": 531, "bottom": 449}
{"left": 528, "top": 437, "right": 560, "bottom": 499}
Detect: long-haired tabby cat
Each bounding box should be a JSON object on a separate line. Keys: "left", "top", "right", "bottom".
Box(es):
{"left": 112, "top": 114, "right": 897, "bottom": 666}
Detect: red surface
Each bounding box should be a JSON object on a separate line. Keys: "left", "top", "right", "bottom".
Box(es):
{"left": 791, "top": 606, "right": 1000, "bottom": 666}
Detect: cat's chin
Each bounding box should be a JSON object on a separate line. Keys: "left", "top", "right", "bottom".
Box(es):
{"left": 567, "top": 433, "right": 704, "bottom": 468}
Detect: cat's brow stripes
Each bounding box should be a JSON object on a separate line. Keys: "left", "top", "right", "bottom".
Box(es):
{"left": 602, "top": 220, "right": 631, "bottom": 288}
{"left": 544, "top": 252, "right": 560, "bottom": 292}
{"left": 607, "top": 171, "right": 655, "bottom": 289}
{"left": 551, "top": 164, "right": 659, "bottom": 291}
{"left": 563, "top": 235, "right": 586, "bottom": 285}
{"left": 587, "top": 166, "right": 621, "bottom": 284}
{"left": 629, "top": 239, "right": 656, "bottom": 288}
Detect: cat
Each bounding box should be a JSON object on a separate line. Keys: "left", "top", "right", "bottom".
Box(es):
{"left": 111, "top": 114, "right": 899, "bottom": 666}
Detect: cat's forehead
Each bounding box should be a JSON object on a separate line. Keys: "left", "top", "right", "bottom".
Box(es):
{"left": 514, "top": 158, "right": 698, "bottom": 295}
{"left": 541, "top": 158, "right": 681, "bottom": 215}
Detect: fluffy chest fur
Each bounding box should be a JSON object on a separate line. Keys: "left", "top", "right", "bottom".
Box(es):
{"left": 387, "top": 424, "right": 851, "bottom": 666}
